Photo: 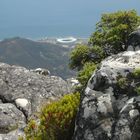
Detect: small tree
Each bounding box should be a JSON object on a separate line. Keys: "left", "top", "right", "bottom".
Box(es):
{"left": 69, "top": 45, "right": 91, "bottom": 70}
{"left": 69, "top": 45, "right": 104, "bottom": 71}
{"left": 89, "top": 10, "right": 140, "bottom": 55}
{"left": 69, "top": 10, "right": 140, "bottom": 89}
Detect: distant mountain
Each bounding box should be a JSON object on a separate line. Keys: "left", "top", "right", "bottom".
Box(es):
{"left": 0, "top": 37, "right": 75, "bottom": 79}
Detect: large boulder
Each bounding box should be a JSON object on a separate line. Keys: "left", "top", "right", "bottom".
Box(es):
{"left": 0, "top": 63, "right": 71, "bottom": 139}
{"left": 30, "top": 68, "right": 51, "bottom": 76}
{"left": 128, "top": 27, "right": 140, "bottom": 50}
{"left": 0, "top": 103, "right": 26, "bottom": 133}
{"left": 73, "top": 51, "right": 140, "bottom": 140}
{"left": 0, "top": 103, "right": 26, "bottom": 140}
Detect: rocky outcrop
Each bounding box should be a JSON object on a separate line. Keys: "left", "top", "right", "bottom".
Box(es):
{"left": 128, "top": 28, "right": 140, "bottom": 50}
{"left": 73, "top": 51, "right": 140, "bottom": 140}
{"left": 0, "top": 103, "right": 26, "bottom": 140}
{"left": 67, "top": 78, "right": 80, "bottom": 92}
{"left": 31, "top": 68, "right": 50, "bottom": 76}
{"left": 0, "top": 63, "right": 71, "bottom": 139}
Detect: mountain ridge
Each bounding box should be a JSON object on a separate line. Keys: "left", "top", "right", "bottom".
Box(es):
{"left": 0, "top": 37, "right": 75, "bottom": 79}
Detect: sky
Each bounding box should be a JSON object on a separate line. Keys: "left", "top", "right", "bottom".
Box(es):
{"left": 0, "top": 0, "right": 139, "bottom": 39}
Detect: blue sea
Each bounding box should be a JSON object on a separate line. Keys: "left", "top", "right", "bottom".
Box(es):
{"left": 0, "top": 0, "right": 139, "bottom": 40}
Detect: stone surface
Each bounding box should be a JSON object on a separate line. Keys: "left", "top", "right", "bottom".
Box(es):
{"left": 67, "top": 78, "right": 81, "bottom": 91}
{"left": 15, "top": 98, "right": 29, "bottom": 108}
{"left": 73, "top": 51, "right": 140, "bottom": 140}
{"left": 128, "top": 28, "right": 140, "bottom": 50}
{"left": 31, "top": 68, "right": 50, "bottom": 76}
{"left": 0, "top": 129, "right": 25, "bottom": 140}
{"left": 129, "top": 109, "right": 139, "bottom": 119}
{"left": 0, "top": 63, "right": 71, "bottom": 139}
{"left": 0, "top": 103, "right": 26, "bottom": 134}
{"left": 0, "top": 63, "right": 71, "bottom": 115}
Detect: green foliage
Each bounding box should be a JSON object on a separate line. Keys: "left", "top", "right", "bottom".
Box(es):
{"left": 18, "top": 136, "right": 24, "bottom": 140}
{"left": 135, "top": 86, "right": 140, "bottom": 95}
{"left": 69, "top": 10, "right": 140, "bottom": 93}
{"left": 116, "top": 70, "right": 140, "bottom": 96}
{"left": 90, "top": 45, "right": 105, "bottom": 63}
{"left": 69, "top": 10, "right": 140, "bottom": 89}
{"left": 69, "top": 45, "right": 91, "bottom": 70}
{"left": 89, "top": 10, "right": 140, "bottom": 55}
{"left": 117, "top": 77, "right": 128, "bottom": 89}
{"left": 77, "top": 62, "right": 96, "bottom": 86}
{"left": 132, "top": 68, "right": 140, "bottom": 95}
{"left": 25, "top": 93, "right": 80, "bottom": 140}
{"left": 69, "top": 44, "right": 104, "bottom": 71}
{"left": 132, "top": 68, "right": 140, "bottom": 78}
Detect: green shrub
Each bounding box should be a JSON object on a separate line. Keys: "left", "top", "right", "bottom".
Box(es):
{"left": 135, "top": 86, "right": 140, "bottom": 95}
{"left": 25, "top": 93, "right": 80, "bottom": 140}
{"left": 18, "top": 136, "right": 24, "bottom": 140}
{"left": 69, "top": 44, "right": 91, "bottom": 70}
{"left": 117, "top": 77, "right": 128, "bottom": 89}
{"left": 89, "top": 10, "right": 140, "bottom": 55}
{"left": 77, "top": 62, "right": 96, "bottom": 86}
{"left": 90, "top": 45, "right": 105, "bottom": 63}
{"left": 132, "top": 68, "right": 140, "bottom": 78}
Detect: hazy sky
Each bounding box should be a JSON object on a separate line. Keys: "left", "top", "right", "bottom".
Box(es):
{"left": 0, "top": 0, "right": 140, "bottom": 39}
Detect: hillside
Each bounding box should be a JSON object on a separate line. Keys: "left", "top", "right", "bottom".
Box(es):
{"left": 0, "top": 37, "right": 75, "bottom": 79}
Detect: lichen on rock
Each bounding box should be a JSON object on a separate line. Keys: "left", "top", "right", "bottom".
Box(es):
{"left": 73, "top": 50, "right": 140, "bottom": 140}
{"left": 0, "top": 63, "right": 71, "bottom": 140}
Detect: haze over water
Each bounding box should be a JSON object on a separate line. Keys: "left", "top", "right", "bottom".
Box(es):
{"left": 0, "top": 0, "right": 139, "bottom": 40}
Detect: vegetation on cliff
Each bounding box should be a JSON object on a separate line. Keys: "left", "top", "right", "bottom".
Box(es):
{"left": 24, "top": 9, "right": 140, "bottom": 140}
{"left": 69, "top": 10, "right": 140, "bottom": 89}
{"left": 25, "top": 93, "right": 80, "bottom": 140}
{"left": 89, "top": 10, "right": 140, "bottom": 55}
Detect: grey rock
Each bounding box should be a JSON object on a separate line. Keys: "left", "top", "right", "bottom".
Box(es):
{"left": 67, "top": 78, "right": 80, "bottom": 87}
{"left": 0, "top": 63, "right": 71, "bottom": 116}
{"left": 31, "top": 67, "right": 50, "bottom": 76}
{"left": 0, "top": 63, "right": 71, "bottom": 139}
{"left": 73, "top": 51, "right": 140, "bottom": 140}
{"left": 15, "top": 98, "right": 29, "bottom": 109}
{"left": 128, "top": 28, "right": 140, "bottom": 50}
{"left": 0, "top": 100, "right": 2, "bottom": 103}
{"left": 0, "top": 103, "right": 26, "bottom": 134}
{"left": 131, "top": 118, "right": 140, "bottom": 140}
{"left": 0, "top": 129, "right": 25, "bottom": 140}
{"left": 67, "top": 78, "right": 81, "bottom": 92}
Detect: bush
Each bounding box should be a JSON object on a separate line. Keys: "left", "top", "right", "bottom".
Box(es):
{"left": 25, "top": 93, "right": 80, "bottom": 140}
{"left": 90, "top": 46, "right": 105, "bottom": 63}
{"left": 135, "top": 86, "right": 140, "bottom": 95}
{"left": 89, "top": 10, "right": 140, "bottom": 55}
{"left": 77, "top": 62, "right": 96, "bottom": 86}
{"left": 117, "top": 77, "right": 128, "bottom": 89}
{"left": 69, "top": 44, "right": 91, "bottom": 70}
{"left": 132, "top": 68, "right": 140, "bottom": 78}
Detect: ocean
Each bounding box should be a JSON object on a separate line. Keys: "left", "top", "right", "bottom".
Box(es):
{"left": 0, "top": 0, "right": 139, "bottom": 40}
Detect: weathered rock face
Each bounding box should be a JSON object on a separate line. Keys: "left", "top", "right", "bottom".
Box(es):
{"left": 73, "top": 51, "right": 140, "bottom": 140}
{"left": 128, "top": 28, "right": 140, "bottom": 50}
{"left": 31, "top": 68, "right": 51, "bottom": 76}
{"left": 0, "top": 103, "right": 26, "bottom": 140}
{"left": 67, "top": 78, "right": 81, "bottom": 92}
{"left": 0, "top": 63, "right": 71, "bottom": 139}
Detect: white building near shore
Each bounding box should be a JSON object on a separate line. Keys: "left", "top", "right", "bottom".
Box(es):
{"left": 57, "top": 37, "right": 77, "bottom": 43}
